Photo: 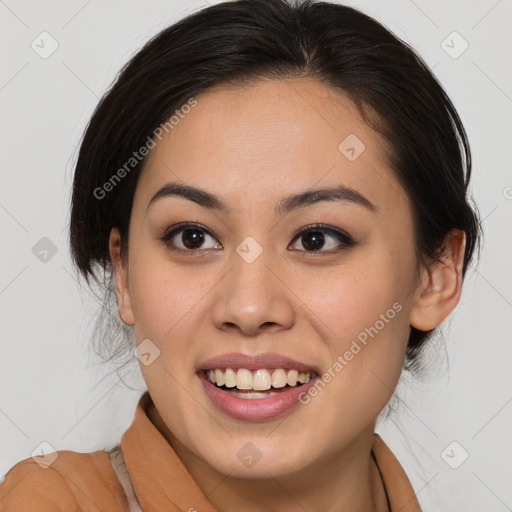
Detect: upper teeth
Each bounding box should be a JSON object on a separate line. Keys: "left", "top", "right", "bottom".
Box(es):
{"left": 206, "top": 368, "right": 313, "bottom": 390}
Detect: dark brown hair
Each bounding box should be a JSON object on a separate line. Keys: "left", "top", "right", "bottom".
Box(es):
{"left": 69, "top": 0, "right": 482, "bottom": 374}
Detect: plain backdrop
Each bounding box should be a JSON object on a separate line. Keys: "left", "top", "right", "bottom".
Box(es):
{"left": 1, "top": 0, "right": 511, "bottom": 510}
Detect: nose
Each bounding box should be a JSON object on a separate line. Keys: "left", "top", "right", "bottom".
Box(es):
{"left": 210, "top": 247, "right": 295, "bottom": 337}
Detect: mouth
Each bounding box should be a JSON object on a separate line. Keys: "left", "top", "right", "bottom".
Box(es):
{"left": 197, "top": 352, "right": 321, "bottom": 421}
{"left": 203, "top": 368, "right": 317, "bottom": 399}
{"left": 197, "top": 354, "right": 321, "bottom": 421}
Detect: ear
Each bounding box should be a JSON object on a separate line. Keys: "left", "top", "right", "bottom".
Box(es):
{"left": 109, "top": 227, "right": 135, "bottom": 326}
{"left": 409, "top": 229, "right": 466, "bottom": 331}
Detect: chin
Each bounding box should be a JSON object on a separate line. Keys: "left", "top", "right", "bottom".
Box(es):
{"left": 200, "top": 441, "right": 314, "bottom": 479}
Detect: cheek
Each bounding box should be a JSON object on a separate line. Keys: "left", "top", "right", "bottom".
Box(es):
{"left": 128, "top": 250, "right": 211, "bottom": 339}
{"left": 296, "top": 257, "right": 407, "bottom": 340}
{"left": 297, "top": 249, "right": 412, "bottom": 390}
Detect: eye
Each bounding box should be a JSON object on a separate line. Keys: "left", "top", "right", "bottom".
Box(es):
{"left": 288, "top": 223, "right": 355, "bottom": 253}
{"left": 159, "top": 222, "right": 355, "bottom": 255}
{"left": 159, "top": 222, "right": 222, "bottom": 254}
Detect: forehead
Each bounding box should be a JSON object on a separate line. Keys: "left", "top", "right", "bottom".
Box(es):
{"left": 135, "top": 77, "right": 406, "bottom": 215}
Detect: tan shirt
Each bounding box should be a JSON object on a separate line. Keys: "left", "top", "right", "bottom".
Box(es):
{"left": 0, "top": 391, "right": 422, "bottom": 511}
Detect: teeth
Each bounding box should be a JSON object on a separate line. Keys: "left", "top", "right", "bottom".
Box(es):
{"left": 271, "top": 369, "right": 287, "bottom": 388}
{"left": 206, "top": 368, "right": 313, "bottom": 390}
{"left": 229, "top": 390, "right": 280, "bottom": 399}
{"left": 236, "top": 369, "right": 253, "bottom": 389}
{"left": 214, "top": 369, "right": 225, "bottom": 387}
{"left": 253, "top": 369, "right": 272, "bottom": 390}
{"left": 287, "top": 369, "right": 298, "bottom": 386}
{"left": 298, "top": 371, "right": 310, "bottom": 384}
{"left": 224, "top": 368, "right": 237, "bottom": 388}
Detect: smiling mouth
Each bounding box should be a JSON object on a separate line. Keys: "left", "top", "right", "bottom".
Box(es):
{"left": 203, "top": 368, "right": 317, "bottom": 399}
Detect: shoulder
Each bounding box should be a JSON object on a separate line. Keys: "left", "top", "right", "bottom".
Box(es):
{"left": 0, "top": 447, "right": 128, "bottom": 512}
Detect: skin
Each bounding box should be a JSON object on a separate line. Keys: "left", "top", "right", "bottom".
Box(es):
{"left": 109, "top": 77, "right": 466, "bottom": 511}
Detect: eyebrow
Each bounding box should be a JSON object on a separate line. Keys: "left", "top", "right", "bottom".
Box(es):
{"left": 146, "top": 181, "right": 377, "bottom": 216}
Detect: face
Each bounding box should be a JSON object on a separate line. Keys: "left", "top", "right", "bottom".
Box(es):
{"left": 111, "top": 77, "right": 428, "bottom": 478}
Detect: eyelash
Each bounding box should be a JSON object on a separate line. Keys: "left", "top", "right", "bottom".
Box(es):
{"left": 158, "top": 221, "right": 356, "bottom": 257}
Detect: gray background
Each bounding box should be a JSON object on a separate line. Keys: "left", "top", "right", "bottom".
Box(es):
{"left": 1, "top": 0, "right": 511, "bottom": 510}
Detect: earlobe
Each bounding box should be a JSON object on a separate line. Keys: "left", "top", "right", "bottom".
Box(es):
{"left": 409, "top": 229, "right": 466, "bottom": 332}
{"left": 108, "top": 227, "right": 135, "bottom": 326}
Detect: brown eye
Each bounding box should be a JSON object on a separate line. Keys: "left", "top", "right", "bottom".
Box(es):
{"left": 159, "top": 222, "right": 222, "bottom": 253}
{"left": 289, "top": 224, "right": 355, "bottom": 253}
{"left": 180, "top": 228, "right": 205, "bottom": 249}
{"left": 159, "top": 222, "right": 355, "bottom": 255}
{"left": 299, "top": 230, "right": 325, "bottom": 251}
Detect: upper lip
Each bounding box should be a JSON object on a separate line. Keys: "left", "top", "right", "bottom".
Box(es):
{"left": 198, "top": 352, "right": 319, "bottom": 374}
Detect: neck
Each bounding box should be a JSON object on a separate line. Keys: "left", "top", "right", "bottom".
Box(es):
{"left": 148, "top": 403, "right": 389, "bottom": 512}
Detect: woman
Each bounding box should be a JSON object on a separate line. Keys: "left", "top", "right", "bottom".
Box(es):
{"left": 0, "top": 0, "right": 481, "bottom": 510}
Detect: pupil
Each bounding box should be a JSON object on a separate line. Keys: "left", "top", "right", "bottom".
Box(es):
{"left": 182, "top": 229, "right": 204, "bottom": 249}
{"left": 302, "top": 231, "right": 324, "bottom": 251}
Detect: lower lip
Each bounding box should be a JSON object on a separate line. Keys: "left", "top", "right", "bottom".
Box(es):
{"left": 198, "top": 372, "right": 319, "bottom": 421}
